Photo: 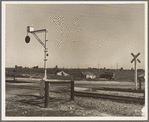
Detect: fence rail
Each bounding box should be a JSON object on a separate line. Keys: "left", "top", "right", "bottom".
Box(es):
{"left": 44, "top": 80, "right": 74, "bottom": 108}
{"left": 44, "top": 80, "right": 145, "bottom": 108}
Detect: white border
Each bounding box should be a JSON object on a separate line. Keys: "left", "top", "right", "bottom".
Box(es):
{"left": 2, "top": 1, "right": 148, "bottom": 121}
{"left": 145, "top": 1, "right": 148, "bottom": 120}
{"left": 2, "top": 1, "right": 6, "bottom": 121}
{"left": 2, "top": 1, "right": 148, "bottom": 4}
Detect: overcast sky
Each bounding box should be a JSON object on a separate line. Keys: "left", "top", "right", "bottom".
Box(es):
{"left": 4, "top": 2, "right": 147, "bottom": 69}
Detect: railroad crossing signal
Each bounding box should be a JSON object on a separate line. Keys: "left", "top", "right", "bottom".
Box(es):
{"left": 25, "top": 26, "right": 48, "bottom": 81}
{"left": 131, "top": 53, "right": 141, "bottom": 90}
{"left": 25, "top": 36, "right": 30, "bottom": 43}
{"left": 131, "top": 53, "right": 141, "bottom": 63}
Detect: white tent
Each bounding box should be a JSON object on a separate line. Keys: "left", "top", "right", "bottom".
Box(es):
{"left": 57, "top": 71, "right": 69, "bottom": 76}
{"left": 81, "top": 71, "right": 96, "bottom": 79}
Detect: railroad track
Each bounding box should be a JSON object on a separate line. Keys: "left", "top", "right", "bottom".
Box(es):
{"left": 74, "top": 91, "right": 145, "bottom": 104}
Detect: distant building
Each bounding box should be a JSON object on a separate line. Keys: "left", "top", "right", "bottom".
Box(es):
{"left": 137, "top": 69, "right": 145, "bottom": 72}
{"left": 24, "top": 67, "right": 29, "bottom": 68}
{"left": 57, "top": 71, "right": 69, "bottom": 76}
{"left": 81, "top": 71, "right": 96, "bottom": 79}
{"left": 120, "top": 67, "right": 123, "bottom": 71}
{"left": 138, "top": 73, "right": 145, "bottom": 81}
{"left": 15, "top": 65, "right": 22, "bottom": 69}
{"left": 33, "top": 66, "right": 38, "bottom": 68}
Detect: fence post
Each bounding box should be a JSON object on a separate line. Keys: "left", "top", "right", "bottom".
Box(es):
{"left": 44, "top": 81, "right": 49, "bottom": 108}
{"left": 71, "top": 80, "right": 74, "bottom": 100}
{"left": 139, "top": 79, "right": 141, "bottom": 91}
{"left": 13, "top": 74, "right": 15, "bottom": 82}
{"left": 13, "top": 69, "right": 15, "bottom": 82}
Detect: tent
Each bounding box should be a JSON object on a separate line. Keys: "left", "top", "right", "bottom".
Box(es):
{"left": 57, "top": 71, "right": 69, "bottom": 76}
{"left": 81, "top": 71, "right": 96, "bottom": 79}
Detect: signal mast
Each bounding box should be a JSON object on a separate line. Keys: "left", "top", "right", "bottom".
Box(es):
{"left": 25, "top": 26, "right": 48, "bottom": 80}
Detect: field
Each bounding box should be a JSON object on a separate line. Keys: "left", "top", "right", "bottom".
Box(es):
{"left": 5, "top": 68, "right": 145, "bottom": 117}
{"left": 6, "top": 67, "right": 145, "bottom": 81}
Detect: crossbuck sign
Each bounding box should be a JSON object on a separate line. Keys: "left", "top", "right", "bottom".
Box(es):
{"left": 131, "top": 53, "right": 141, "bottom": 90}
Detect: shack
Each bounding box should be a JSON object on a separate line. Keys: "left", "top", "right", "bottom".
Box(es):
{"left": 81, "top": 71, "right": 96, "bottom": 79}
{"left": 138, "top": 73, "right": 145, "bottom": 81}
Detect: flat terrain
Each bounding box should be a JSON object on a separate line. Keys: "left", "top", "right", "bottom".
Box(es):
{"left": 5, "top": 77, "right": 144, "bottom": 117}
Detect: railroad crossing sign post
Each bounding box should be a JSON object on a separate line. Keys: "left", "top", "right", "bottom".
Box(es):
{"left": 131, "top": 53, "right": 141, "bottom": 90}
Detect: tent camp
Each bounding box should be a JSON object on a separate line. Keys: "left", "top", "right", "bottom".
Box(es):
{"left": 81, "top": 71, "right": 96, "bottom": 79}
{"left": 56, "top": 71, "right": 69, "bottom": 76}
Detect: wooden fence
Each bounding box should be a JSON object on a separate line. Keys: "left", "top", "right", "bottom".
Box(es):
{"left": 44, "top": 80, "right": 144, "bottom": 108}
{"left": 44, "top": 80, "right": 74, "bottom": 108}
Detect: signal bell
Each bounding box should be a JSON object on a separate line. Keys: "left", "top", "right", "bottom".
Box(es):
{"left": 25, "top": 36, "right": 30, "bottom": 43}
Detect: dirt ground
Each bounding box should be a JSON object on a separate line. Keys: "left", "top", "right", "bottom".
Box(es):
{"left": 5, "top": 78, "right": 144, "bottom": 117}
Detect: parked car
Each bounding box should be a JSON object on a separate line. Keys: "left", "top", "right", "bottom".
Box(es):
{"left": 100, "top": 72, "right": 115, "bottom": 80}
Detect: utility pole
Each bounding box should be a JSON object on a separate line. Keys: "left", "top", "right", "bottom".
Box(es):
{"left": 30, "top": 67, "right": 31, "bottom": 82}
{"left": 116, "top": 62, "right": 118, "bottom": 70}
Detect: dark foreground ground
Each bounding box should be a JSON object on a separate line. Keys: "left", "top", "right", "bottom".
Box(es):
{"left": 5, "top": 78, "right": 144, "bottom": 117}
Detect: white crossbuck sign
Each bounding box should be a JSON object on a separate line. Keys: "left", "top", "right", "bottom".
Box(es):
{"left": 131, "top": 52, "right": 141, "bottom": 90}
{"left": 131, "top": 53, "right": 141, "bottom": 63}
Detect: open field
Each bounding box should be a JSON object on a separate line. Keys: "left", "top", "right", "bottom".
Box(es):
{"left": 6, "top": 68, "right": 145, "bottom": 81}
{"left": 5, "top": 77, "right": 145, "bottom": 117}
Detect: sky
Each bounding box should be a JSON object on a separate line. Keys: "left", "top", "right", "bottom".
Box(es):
{"left": 4, "top": 2, "right": 147, "bottom": 69}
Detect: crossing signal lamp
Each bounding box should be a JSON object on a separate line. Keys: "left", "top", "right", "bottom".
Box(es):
{"left": 25, "top": 36, "right": 30, "bottom": 43}
{"left": 25, "top": 26, "right": 34, "bottom": 43}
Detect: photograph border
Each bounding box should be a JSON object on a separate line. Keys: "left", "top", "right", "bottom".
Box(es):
{"left": 1, "top": 1, "right": 148, "bottom": 121}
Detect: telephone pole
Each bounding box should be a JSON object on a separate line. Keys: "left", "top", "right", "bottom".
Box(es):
{"left": 116, "top": 62, "right": 118, "bottom": 70}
